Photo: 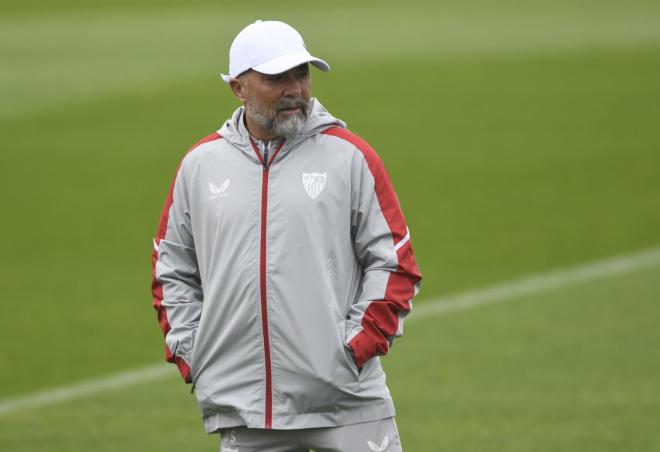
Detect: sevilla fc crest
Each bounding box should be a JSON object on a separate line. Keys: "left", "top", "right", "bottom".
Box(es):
{"left": 302, "top": 172, "right": 327, "bottom": 199}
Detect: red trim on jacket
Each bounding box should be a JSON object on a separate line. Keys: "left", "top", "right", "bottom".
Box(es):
{"left": 321, "top": 127, "right": 421, "bottom": 368}
{"left": 151, "top": 132, "right": 222, "bottom": 382}
{"left": 250, "top": 137, "right": 286, "bottom": 429}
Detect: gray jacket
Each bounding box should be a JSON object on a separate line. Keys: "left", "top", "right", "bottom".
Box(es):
{"left": 151, "top": 99, "right": 421, "bottom": 432}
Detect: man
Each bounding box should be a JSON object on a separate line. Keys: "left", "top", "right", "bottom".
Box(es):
{"left": 151, "top": 20, "right": 421, "bottom": 452}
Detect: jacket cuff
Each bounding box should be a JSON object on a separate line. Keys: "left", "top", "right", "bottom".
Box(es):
{"left": 174, "top": 356, "right": 192, "bottom": 383}
{"left": 348, "top": 328, "right": 389, "bottom": 369}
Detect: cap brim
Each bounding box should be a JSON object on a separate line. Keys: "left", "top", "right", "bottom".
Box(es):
{"left": 254, "top": 51, "right": 330, "bottom": 75}
{"left": 221, "top": 51, "right": 330, "bottom": 83}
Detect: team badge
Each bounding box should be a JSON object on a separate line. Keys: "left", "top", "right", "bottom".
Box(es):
{"left": 302, "top": 172, "right": 327, "bottom": 199}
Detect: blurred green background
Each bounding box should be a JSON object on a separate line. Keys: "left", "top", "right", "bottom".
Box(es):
{"left": 1, "top": 0, "right": 659, "bottom": 450}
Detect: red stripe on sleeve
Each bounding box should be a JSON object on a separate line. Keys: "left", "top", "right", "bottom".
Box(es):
{"left": 151, "top": 132, "right": 222, "bottom": 382}
{"left": 322, "top": 127, "right": 421, "bottom": 368}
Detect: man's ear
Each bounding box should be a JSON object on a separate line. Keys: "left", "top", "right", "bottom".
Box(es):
{"left": 229, "top": 77, "right": 248, "bottom": 104}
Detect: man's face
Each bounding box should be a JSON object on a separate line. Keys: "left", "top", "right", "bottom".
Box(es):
{"left": 236, "top": 64, "right": 312, "bottom": 138}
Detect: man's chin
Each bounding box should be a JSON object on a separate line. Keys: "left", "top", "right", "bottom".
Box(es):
{"left": 276, "top": 112, "right": 305, "bottom": 125}
{"left": 273, "top": 114, "right": 306, "bottom": 137}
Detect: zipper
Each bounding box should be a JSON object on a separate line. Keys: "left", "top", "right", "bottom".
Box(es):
{"left": 250, "top": 138, "right": 285, "bottom": 429}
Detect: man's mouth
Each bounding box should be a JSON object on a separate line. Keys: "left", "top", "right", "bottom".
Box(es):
{"left": 279, "top": 107, "right": 302, "bottom": 115}
{"left": 277, "top": 98, "right": 307, "bottom": 116}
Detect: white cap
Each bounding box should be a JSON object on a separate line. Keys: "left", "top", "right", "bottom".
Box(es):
{"left": 221, "top": 20, "right": 330, "bottom": 83}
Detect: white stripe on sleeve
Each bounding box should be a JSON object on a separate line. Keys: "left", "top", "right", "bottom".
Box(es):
{"left": 393, "top": 227, "right": 410, "bottom": 252}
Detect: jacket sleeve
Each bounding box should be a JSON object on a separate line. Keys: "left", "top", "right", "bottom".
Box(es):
{"left": 346, "top": 136, "right": 422, "bottom": 369}
{"left": 151, "top": 161, "right": 203, "bottom": 383}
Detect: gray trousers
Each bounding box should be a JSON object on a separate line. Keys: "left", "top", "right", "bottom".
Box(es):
{"left": 219, "top": 417, "right": 402, "bottom": 452}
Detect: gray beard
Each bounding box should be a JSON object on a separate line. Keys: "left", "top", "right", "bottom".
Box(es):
{"left": 245, "top": 96, "right": 311, "bottom": 138}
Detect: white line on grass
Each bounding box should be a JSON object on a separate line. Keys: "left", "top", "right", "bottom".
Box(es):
{"left": 410, "top": 246, "right": 660, "bottom": 319}
{"left": 1, "top": 245, "right": 659, "bottom": 416}
{"left": 0, "top": 363, "right": 171, "bottom": 417}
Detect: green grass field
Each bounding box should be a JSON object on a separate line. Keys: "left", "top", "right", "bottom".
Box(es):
{"left": 1, "top": 0, "right": 659, "bottom": 450}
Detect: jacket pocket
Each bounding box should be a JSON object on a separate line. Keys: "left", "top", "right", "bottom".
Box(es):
{"left": 329, "top": 304, "right": 361, "bottom": 384}
{"left": 341, "top": 342, "right": 360, "bottom": 380}
{"left": 336, "top": 318, "right": 360, "bottom": 381}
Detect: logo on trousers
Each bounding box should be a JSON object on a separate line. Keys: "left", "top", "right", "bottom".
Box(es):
{"left": 221, "top": 429, "right": 237, "bottom": 451}
{"left": 302, "top": 172, "right": 326, "bottom": 199}
{"left": 368, "top": 436, "right": 390, "bottom": 452}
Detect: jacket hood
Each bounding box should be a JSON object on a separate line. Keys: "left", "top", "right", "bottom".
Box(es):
{"left": 218, "top": 98, "right": 346, "bottom": 157}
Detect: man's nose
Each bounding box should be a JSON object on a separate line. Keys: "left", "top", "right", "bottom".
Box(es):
{"left": 282, "top": 73, "right": 303, "bottom": 97}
